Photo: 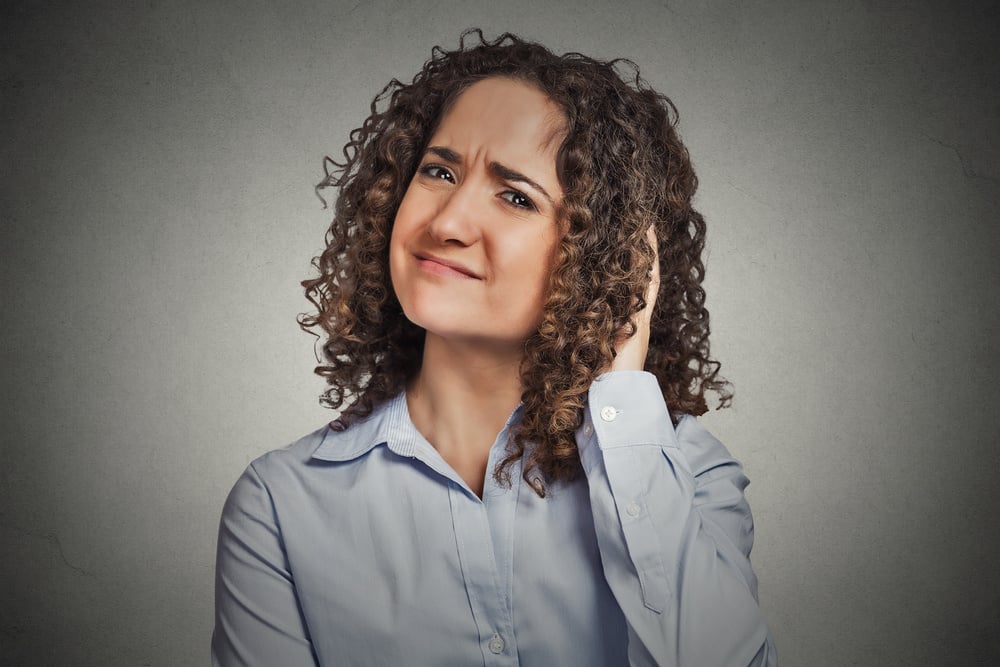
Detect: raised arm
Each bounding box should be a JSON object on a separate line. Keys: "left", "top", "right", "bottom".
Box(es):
{"left": 576, "top": 225, "right": 775, "bottom": 665}
{"left": 577, "top": 371, "right": 776, "bottom": 666}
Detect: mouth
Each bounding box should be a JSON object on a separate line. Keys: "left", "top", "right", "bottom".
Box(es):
{"left": 414, "top": 253, "right": 482, "bottom": 280}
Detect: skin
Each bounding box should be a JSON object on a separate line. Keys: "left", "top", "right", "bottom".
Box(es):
{"left": 610, "top": 224, "right": 660, "bottom": 373}
{"left": 389, "top": 76, "right": 657, "bottom": 497}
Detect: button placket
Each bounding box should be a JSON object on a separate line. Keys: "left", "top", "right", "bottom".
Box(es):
{"left": 448, "top": 485, "right": 514, "bottom": 663}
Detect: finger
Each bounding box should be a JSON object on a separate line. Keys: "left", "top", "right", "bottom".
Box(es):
{"left": 644, "top": 224, "right": 659, "bottom": 311}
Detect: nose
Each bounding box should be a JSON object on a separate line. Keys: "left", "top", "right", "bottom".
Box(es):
{"left": 426, "top": 180, "right": 482, "bottom": 247}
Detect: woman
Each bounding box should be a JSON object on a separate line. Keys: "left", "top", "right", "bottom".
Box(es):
{"left": 212, "top": 31, "right": 776, "bottom": 666}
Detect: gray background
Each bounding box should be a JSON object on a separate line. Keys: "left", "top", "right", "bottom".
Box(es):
{"left": 2, "top": 0, "right": 998, "bottom": 665}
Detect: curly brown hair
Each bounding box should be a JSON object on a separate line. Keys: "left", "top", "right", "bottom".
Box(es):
{"left": 300, "top": 29, "right": 731, "bottom": 496}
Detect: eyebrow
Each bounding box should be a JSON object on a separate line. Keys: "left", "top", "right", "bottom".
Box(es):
{"left": 425, "top": 145, "right": 555, "bottom": 206}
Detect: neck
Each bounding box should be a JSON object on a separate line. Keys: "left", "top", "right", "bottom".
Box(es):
{"left": 406, "top": 332, "right": 524, "bottom": 494}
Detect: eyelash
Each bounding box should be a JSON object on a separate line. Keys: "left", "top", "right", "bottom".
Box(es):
{"left": 418, "top": 164, "right": 538, "bottom": 212}
{"left": 498, "top": 190, "right": 536, "bottom": 211}
{"left": 420, "top": 164, "right": 455, "bottom": 183}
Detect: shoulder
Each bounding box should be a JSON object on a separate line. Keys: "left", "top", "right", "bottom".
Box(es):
{"left": 224, "top": 395, "right": 405, "bottom": 512}
{"left": 247, "top": 392, "right": 403, "bottom": 479}
{"left": 243, "top": 423, "right": 332, "bottom": 485}
{"left": 219, "top": 424, "right": 332, "bottom": 519}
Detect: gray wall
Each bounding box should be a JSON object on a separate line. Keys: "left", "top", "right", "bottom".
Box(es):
{"left": 2, "top": 1, "right": 997, "bottom": 665}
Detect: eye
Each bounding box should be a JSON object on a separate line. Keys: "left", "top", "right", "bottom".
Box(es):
{"left": 499, "top": 189, "right": 537, "bottom": 211}
{"left": 419, "top": 164, "right": 455, "bottom": 183}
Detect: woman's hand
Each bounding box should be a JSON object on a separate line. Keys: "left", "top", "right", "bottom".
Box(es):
{"left": 609, "top": 224, "right": 659, "bottom": 373}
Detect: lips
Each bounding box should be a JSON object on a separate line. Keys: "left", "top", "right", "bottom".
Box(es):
{"left": 414, "top": 252, "right": 482, "bottom": 279}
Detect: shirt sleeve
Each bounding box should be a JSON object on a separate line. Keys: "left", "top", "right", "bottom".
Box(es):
{"left": 576, "top": 371, "right": 777, "bottom": 667}
{"left": 212, "top": 462, "right": 319, "bottom": 666}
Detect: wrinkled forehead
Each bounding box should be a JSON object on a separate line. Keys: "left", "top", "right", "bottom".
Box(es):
{"left": 433, "top": 76, "right": 568, "bottom": 151}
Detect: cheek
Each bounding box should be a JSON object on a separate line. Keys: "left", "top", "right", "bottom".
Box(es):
{"left": 533, "top": 227, "right": 560, "bottom": 272}
{"left": 388, "top": 221, "right": 409, "bottom": 302}
{"left": 389, "top": 190, "right": 418, "bottom": 275}
{"left": 500, "top": 229, "right": 559, "bottom": 302}
{"left": 388, "top": 246, "right": 411, "bottom": 314}
{"left": 389, "top": 185, "right": 428, "bottom": 254}
{"left": 532, "top": 233, "right": 561, "bottom": 308}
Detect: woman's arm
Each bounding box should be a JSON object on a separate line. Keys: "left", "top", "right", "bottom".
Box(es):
{"left": 212, "top": 463, "right": 319, "bottom": 666}
{"left": 577, "top": 371, "right": 776, "bottom": 666}
{"left": 576, "top": 226, "right": 775, "bottom": 665}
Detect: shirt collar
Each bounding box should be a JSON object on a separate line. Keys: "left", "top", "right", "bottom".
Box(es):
{"left": 310, "top": 391, "right": 525, "bottom": 463}
{"left": 310, "top": 392, "right": 409, "bottom": 461}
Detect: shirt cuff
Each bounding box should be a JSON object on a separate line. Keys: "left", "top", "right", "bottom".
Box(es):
{"left": 576, "top": 371, "right": 675, "bottom": 474}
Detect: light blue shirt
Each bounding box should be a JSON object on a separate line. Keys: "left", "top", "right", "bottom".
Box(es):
{"left": 212, "top": 371, "right": 776, "bottom": 665}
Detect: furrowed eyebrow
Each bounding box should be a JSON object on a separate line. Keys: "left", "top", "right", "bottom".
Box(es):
{"left": 488, "top": 161, "right": 554, "bottom": 207}
{"left": 423, "top": 145, "right": 555, "bottom": 207}
{"left": 425, "top": 146, "right": 462, "bottom": 164}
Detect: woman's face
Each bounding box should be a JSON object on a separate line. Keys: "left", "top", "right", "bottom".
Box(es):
{"left": 389, "top": 77, "right": 565, "bottom": 352}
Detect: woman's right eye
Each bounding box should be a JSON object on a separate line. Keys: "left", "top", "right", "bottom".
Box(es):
{"left": 419, "top": 164, "right": 455, "bottom": 183}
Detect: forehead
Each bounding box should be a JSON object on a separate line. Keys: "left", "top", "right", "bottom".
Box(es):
{"left": 430, "top": 77, "right": 566, "bottom": 156}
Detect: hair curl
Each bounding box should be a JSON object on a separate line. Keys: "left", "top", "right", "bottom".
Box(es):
{"left": 300, "top": 29, "right": 731, "bottom": 497}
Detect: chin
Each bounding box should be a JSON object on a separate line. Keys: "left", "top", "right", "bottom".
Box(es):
{"left": 403, "top": 309, "right": 524, "bottom": 348}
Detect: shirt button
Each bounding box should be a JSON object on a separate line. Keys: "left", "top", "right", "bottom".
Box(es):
{"left": 488, "top": 633, "right": 504, "bottom": 654}
{"left": 626, "top": 501, "right": 641, "bottom": 517}
{"left": 583, "top": 423, "right": 593, "bottom": 435}
{"left": 600, "top": 406, "right": 619, "bottom": 422}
